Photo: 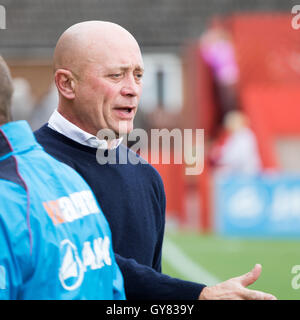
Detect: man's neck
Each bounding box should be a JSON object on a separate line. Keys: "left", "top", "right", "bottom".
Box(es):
{"left": 58, "top": 107, "right": 97, "bottom": 136}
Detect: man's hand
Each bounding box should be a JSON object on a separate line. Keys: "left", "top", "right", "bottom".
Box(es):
{"left": 199, "top": 264, "right": 277, "bottom": 300}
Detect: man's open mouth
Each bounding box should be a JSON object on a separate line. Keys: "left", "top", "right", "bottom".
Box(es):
{"left": 115, "top": 106, "right": 134, "bottom": 112}
{"left": 113, "top": 106, "right": 135, "bottom": 118}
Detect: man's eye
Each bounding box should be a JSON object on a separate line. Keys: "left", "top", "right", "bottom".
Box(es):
{"left": 109, "top": 73, "right": 122, "bottom": 79}
{"left": 135, "top": 73, "right": 143, "bottom": 79}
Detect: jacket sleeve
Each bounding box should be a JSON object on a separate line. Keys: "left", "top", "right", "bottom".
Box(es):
{"left": 115, "top": 254, "right": 206, "bottom": 300}
{"left": 0, "top": 185, "right": 32, "bottom": 300}
{"left": 0, "top": 217, "right": 18, "bottom": 300}
{"left": 107, "top": 227, "right": 126, "bottom": 300}
{"left": 112, "top": 259, "right": 126, "bottom": 300}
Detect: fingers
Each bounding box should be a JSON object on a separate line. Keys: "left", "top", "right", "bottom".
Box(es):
{"left": 237, "top": 264, "right": 262, "bottom": 287}
{"left": 198, "top": 280, "right": 277, "bottom": 300}
{"left": 199, "top": 264, "right": 277, "bottom": 300}
{"left": 242, "top": 288, "right": 277, "bottom": 300}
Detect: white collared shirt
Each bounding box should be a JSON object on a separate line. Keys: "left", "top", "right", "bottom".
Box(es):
{"left": 48, "top": 109, "right": 123, "bottom": 149}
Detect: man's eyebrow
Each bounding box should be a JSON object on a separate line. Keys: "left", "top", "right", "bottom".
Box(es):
{"left": 108, "top": 65, "right": 144, "bottom": 72}
{"left": 133, "top": 66, "right": 144, "bottom": 72}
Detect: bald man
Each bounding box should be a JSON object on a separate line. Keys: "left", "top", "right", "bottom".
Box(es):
{"left": 35, "top": 21, "right": 276, "bottom": 300}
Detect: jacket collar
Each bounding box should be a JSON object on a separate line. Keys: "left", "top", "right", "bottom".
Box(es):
{"left": 0, "top": 120, "right": 40, "bottom": 159}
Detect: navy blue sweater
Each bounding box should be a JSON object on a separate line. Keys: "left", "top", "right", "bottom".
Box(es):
{"left": 35, "top": 125, "right": 205, "bottom": 300}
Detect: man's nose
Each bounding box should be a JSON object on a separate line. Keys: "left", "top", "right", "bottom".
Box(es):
{"left": 120, "top": 76, "right": 140, "bottom": 97}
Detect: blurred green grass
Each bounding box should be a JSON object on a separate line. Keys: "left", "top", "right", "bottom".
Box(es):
{"left": 162, "top": 230, "right": 300, "bottom": 300}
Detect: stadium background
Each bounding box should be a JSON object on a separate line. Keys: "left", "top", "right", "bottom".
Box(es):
{"left": 1, "top": 0, "right": 300, "bottom": 299}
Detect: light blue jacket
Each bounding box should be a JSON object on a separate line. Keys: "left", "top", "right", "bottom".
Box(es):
{"left": 0, "top": 121, "right": 125, "bottom": 300}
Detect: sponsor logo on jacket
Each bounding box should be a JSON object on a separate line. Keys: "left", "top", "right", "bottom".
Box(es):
{"left": 43, "top": 190, "right": 100, "bottom": 225}
{"left": 59, "top": 237, "right": 112, "bottom": 291}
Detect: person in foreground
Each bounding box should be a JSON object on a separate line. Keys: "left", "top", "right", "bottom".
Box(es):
{"left": 35, "top": 20, "right": 276, "bottom": 300}
{"left": 0, "top": 56, "right": 125, "bottom": 300}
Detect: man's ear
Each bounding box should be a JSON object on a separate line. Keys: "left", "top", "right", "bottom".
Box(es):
{"left": 54, "top": 69, "right": 76, "bottom": 100}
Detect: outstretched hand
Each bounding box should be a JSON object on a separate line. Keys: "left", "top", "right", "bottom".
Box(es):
{"left": 199, "top": 264, "right": 277, "bottom": 300}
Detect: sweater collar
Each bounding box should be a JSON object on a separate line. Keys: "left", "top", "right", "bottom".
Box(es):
{"left": 0, "top": 120, "right": 39, "bottom": 159}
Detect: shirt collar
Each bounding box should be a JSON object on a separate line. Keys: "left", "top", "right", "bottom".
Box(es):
{"left": 0, "top": 120, "right": 39, "bottom": 159}
{"left": 48, "top": 109, "right": 123, "bottom": 149}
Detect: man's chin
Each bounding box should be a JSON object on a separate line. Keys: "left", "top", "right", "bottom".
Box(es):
{"left": 116, "top": 121, "right": 134, "bottom": 136}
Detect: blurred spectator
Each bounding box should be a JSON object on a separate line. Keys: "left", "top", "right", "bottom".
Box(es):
{"left": 209, "top": 110, "right": 262, "bottom": 175}
{"left": 200, "top": 26, "right": 239, "bottom": 119}
{"left": 29, "top": 82, "right": 58, "bottom": 131}
{"left": 11, "top": 78, "right": 35, "bottom": 122}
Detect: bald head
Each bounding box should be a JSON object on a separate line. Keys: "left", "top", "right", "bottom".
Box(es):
{"left": 53, "top": 21, "right": 144, "bottom": 136}
{"left": 0, "top": 56, "right": 13, "bottom": 125}
{"left": 54, "top": 21, "right": 141, "bottom": 75}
